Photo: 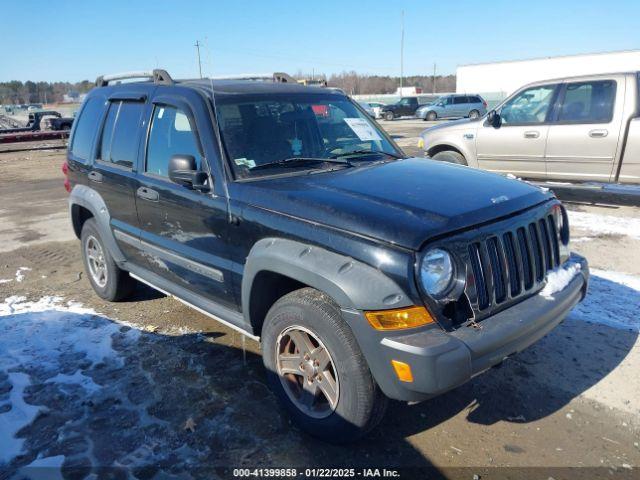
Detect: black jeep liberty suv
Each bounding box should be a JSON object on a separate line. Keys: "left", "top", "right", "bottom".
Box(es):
{"left": 64, "top": 70, "right": 589, "bottom": 442}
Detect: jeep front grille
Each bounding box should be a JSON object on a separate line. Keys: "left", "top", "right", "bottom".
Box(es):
{"left": 464, "top": 212, "right": 561, "bottom": 312}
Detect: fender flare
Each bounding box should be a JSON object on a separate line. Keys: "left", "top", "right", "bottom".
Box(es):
{"left": 241, "top": 238, "right": 413, "bottom": 317}
{"left": 68, "top": 184, "right": 126, "bottom": 263}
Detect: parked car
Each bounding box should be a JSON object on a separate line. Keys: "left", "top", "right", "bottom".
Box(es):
{"left": 416, "top": 94, "right": 487, "bottom": 121}
{"left": 64, "top": 69, "right": 588, "bottom": 443}
{"left": 358, "top": 101, "right": 375, "bottom": 117}
{"left": 418, "top": 72, "right": 640, "bottom": 184}
{"left": 367, "top": 102, "right": 387, "bottom": 119}
{"left": 379, "top": 96, "right": 423, "bottom": 120}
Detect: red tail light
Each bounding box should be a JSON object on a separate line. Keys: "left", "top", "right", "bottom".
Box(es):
{"left": 483, "top": 101, "right": 487, "bottom": 108}
{"left": 62, "top": 161, "right": 71, "bottom": 193}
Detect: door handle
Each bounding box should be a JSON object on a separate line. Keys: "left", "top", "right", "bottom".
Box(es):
{"left": 523, "top": 131, "right": 540, "bottom": 139}
{"left": 88, "top": 171, "right": 103, "bottom": 183}
{"left": 136, "top": 186, "right": 159, "bottom": 202}
{"left": 589, "top": 129, "right": 608, "bottom": 138}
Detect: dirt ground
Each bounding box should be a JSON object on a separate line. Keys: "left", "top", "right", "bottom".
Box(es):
{"left": 0, "top": 134, "right": 639, "bottom": 479}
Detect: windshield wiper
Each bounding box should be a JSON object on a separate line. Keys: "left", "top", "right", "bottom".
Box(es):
{"left": 329, "top": 150, "right": 404, "bottom": 160}
{"left": 249, "top": 157, "right": 353, "bottom": 172}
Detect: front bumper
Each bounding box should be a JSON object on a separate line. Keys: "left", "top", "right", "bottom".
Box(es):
{"left": 343, "top": 253, "right": 589, "bottom": 402}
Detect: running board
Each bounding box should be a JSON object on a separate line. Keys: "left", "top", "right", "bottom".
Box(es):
{"left": 532, "top": 181, "right": 640, "bottom": 207}
{"left": 127, "top": 266, "right": 259, "bottom": 342}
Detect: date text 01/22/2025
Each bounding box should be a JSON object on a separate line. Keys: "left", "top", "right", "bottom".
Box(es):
{"left": 232, "top": 468, "right": 401, "bottom": 478}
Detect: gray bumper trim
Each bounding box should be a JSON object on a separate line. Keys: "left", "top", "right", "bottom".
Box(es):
{"left": 345, "top": 254, "right": 589, "bottom": 402}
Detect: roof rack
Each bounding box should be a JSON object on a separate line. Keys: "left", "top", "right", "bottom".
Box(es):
{"left": 210, "top": 72, "right": 296, "bottom": 83}
{"left": 95, "top": 69, "right": 173, "bottom": 87}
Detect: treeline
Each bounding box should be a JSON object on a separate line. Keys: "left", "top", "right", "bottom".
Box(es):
{"left": 1, "top": 72, "right": 457, "bottom": 104}
{"left": 322, "top": 71, "right": 456, "bottom": 95}
{"left": 0, "top": 80, "right": 94, "bottom": 104}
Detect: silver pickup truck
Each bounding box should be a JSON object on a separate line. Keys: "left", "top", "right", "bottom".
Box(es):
{"left": 419, "top": 72, "right": 640, "bottom": 184}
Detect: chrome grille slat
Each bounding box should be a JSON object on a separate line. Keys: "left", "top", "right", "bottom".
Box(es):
{"left": 547, "top": 215, "right": 561, "bottom": 268}
{"left": 502, "top": 232, "right": 521, "bottom": 297}
{"left": 468, "top": 243, "right": 489, "bottom": 310}
{"left": 487, "top": 237, "right": 507, "bottom": 303}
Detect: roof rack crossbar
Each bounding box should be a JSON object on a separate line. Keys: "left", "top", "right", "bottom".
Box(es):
{"left": 210, "top": 72, "right": 296, "bottom": 83}
{"left": 96, "top": 69, "right": 173, "bottom": 87}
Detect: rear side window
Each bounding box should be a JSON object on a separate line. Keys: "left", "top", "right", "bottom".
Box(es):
{"left": 146, "top": 105, "right": 202, "bottom": 177}
{"left": 70, "top": 97, "right": 105, "bottom": 161}
{"left": 98, "top": 101, "right": 144, "bottom": 168}
{"left": 453, "top": 96, "right": 468, "bottom": 104}
{"left": 557, "top": 80, "right": 616, "bottom": 123}
{"left": 469, "top": 96, "right": 481, "bottom": 103}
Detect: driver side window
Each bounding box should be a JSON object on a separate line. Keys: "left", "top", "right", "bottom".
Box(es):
{"left": 500, "top": 85, "right": 557, "bottom": 125}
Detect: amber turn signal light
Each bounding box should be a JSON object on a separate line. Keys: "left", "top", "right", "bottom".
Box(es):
{"left": 391, "top": 360, "right": 414, "bottom": 383}
{"left": 365, "top": 306, "right": 434, "bottom": 331}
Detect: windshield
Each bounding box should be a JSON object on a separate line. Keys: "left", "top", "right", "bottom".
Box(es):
{"left": 215, "top": 93, "right": 400, "bottom": 179}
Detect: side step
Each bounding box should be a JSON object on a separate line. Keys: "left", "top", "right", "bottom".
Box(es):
{"left": 532, "top": 181, "right": 640, "bottom": 207}
{"left": 126, "top": 265, "right": 259, "bottom": 341}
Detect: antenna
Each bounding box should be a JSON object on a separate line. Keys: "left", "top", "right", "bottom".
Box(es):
{"left": 400, "top": 10, "right": 404, "bottom": 93}
{"left": 194, "top": 40, "right": 203, "bottom": 79}
{"left": 202, "top": 39, "right": 232, "bottom": 207}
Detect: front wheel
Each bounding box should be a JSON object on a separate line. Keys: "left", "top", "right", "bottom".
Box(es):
{"left": 384, "top": 111, "right": 395, "bottom": 121}
{"left": 431, "top": 150, "right": 467, "bottom": 165}
{"left": 262, "top": 288, "right": 387, "bottom": 443}
{"left": 426, "top": 111, "right": 437, "bottom": 121}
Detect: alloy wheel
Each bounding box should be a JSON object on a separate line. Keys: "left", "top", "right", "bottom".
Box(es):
{"left": 275, "top": 325, "right": 339, "bottom": 419}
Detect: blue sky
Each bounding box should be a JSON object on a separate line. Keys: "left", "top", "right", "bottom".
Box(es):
{"left": 2, "top": 0, "right": 639, "bottom": 82}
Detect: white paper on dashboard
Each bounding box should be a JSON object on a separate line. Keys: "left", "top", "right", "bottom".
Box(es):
{"left": 343, "top": 118, "right": 382, "bottom": 141}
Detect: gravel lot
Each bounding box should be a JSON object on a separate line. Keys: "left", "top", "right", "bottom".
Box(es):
{"left": 0, "top": 125, "right": 639, "bottom": 479}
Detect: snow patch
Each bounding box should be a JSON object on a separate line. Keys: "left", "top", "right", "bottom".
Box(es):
{"left": 572, "top": 237, "right": 594, "bottom": 243}
{"left": 15, "top": 267, "right": 31, "bottom": 282}
{"left": 568, "top": 211, "right": 640, "bottom": 239}
{"left": 0, "top": 295, "right": 136, "bottom": 465}
{"left": 0, "top": 278, "right": 12, "bottom": 284}
{"left": 570, "top": 269, "right": 640, "bottom": 332}
{"left": 540, "top": 263, "right": 582, "bottom": 299}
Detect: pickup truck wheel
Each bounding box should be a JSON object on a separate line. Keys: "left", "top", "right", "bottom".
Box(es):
{"left": 432, "top": 150, "right": 467, "bottom": 165}
{"left": 469, "top": 109, "right": 480, "bottom": 119}
{"left": 80, "top": 218, "right": 135, "bottom": 301}
{"left": 262, "top": 287, "right": 387, "bottom": 443}
{"left": 426, "top": 111, "right": 437, "bottom": 121}
{"left": 384, "top": 111, "right": 394, "bottom": 121}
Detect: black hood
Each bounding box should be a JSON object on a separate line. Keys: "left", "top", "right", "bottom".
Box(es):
{"left": 238, "top": 158, "right": 554, "bottom": 250}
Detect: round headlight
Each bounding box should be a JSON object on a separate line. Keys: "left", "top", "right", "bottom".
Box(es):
{"left": 420, "top": 248, "right": 454, "bottom": 297}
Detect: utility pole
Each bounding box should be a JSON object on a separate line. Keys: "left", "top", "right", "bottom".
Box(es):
{"left": 432, "top": 62, "right": 436, "bottom": 94}
{"left": 400, "top": 10, "right": 404, "bottom": 93}
{"left": 194, "top": 40, "right": 203, "bottom": 79}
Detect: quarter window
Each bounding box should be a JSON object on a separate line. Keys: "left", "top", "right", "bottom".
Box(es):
{"left": 98, "top": 101, "right": 143, "bottom": 168}
{"left": 557, "top": 80, "right": 616, "bottom": 123}
{"left": 146, "top": 105, "right": 202, "bottom": 177}
{"left": 500, "top": 85, "right": 557, "bottom": 125}
{"left": 70, "top": 97, "right": 105, "bottom": 161}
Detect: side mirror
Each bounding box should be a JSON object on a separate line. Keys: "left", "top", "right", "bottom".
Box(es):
{"left": 487, "top": 110, "right": 501, "bottom": 128}
{"left": 168, "top": 154, "right": 210, "bottom": 191}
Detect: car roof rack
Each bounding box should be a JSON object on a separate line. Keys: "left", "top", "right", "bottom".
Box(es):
{"left": 210, "top": 72, "right": 296, "bottom": 83}
{"left": 95, "top": 69, "right": 173, "bottom": 87}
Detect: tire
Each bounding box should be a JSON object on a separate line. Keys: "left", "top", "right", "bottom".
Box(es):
{"left": 426, "top": 111, "right": 437, "bottom": 121}
{"left": 469, "top": 109, "right": 480, "bottom": 119}
{"left": 384, "top": 111, "right": 394, "bottom": 121}
{"left": 262, "top": 288, "right": 387, "bottom": 443}
{"left": 80, "top": 218, "right": 135, "bottom": 301}
{"left": 432, "top": 150, "right": 467, "bottom": 165}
